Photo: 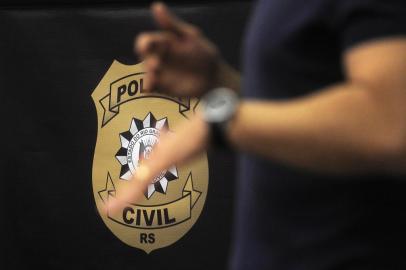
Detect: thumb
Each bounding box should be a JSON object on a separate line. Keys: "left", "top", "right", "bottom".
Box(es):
{"left": 151, "top": 2, "right": 194, "bottom": 36}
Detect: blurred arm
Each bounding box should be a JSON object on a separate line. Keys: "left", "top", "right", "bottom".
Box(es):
{"left": 227, "top": 38, "right": 406, "bottom": 174}
{"left": 107, "top": 38, "right": 406, "bottom": 211}
{"left": 216, "top": 59, "right": 241, "bottom": 92}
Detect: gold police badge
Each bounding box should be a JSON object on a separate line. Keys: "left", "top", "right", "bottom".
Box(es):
{"left": 91, "top": 61, "right": 209, "bottom": 253}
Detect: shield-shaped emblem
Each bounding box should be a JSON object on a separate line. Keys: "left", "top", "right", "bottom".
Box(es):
{"left": 91, "top": 60, "right": 209, "bottom": 253}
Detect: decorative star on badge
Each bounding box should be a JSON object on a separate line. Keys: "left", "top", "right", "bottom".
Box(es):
{"left": 115, "top": 112, "right": 178, "bottom": 199}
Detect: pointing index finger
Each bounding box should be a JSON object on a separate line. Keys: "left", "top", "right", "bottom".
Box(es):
{"left": 151, "top": 2, "right": 195, "bottom": 36}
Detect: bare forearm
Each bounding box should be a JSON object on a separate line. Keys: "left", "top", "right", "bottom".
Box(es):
{"left": 215, "top": 59, "right": 241, "bottom": 92}
{"left": 227, "top": 83, "right": 406, "bottom": 174}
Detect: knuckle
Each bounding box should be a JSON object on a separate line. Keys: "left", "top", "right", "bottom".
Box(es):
{"left": 135, "top": 34, "right": 149, "bottom": 52}
{"left": 136, "top": 32, "right": 149, "bottom": 43}
{"left": 189, "top": 26, "right": 201, "bottom": 36}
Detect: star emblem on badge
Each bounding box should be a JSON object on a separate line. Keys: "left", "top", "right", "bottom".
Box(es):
{"left": 115, "top": 112, "right": 178, "bottom": 199}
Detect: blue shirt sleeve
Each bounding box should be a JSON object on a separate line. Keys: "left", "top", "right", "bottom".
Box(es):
{"left": 332, "top": 0, "right": 406, "bottom": 50}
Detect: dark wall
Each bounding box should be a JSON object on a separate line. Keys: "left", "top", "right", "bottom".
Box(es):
{"left": 0, "top": 1, "right": 252, "bottom": 269}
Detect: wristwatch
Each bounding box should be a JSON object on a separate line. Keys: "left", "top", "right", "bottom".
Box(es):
{"left": 200, "top": 87, "right": 240, "bottom": 148}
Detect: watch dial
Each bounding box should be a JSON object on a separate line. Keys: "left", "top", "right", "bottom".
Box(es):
{"left": 203, "top": 88, "right": 238, "bottom": 123}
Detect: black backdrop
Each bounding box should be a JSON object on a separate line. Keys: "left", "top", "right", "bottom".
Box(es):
{"left": 0, "top": 1, "right": 251, "bottom": 269}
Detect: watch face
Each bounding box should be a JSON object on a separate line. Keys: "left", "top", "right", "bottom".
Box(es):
{"left": 202, "top": 88, "right": 239, "bottom": 123}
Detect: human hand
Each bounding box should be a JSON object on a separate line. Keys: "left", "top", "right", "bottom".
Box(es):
{"left": 135, "top": 2, "right": 222, "bottom": 97}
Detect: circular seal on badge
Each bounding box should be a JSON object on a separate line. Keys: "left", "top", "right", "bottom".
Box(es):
{"left": 115, "top": 113, "right": 178, "bottom": 199}
{"left": 91, "top": 61, "right": 209, "bottom": 254}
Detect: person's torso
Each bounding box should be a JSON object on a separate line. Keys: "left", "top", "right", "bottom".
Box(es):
{"left": 231, "top": 0, "right": 406, "bottom": 269}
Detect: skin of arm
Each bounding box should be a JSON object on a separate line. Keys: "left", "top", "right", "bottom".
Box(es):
{"left": 227, "top": 38, "right": 406, "bottom": 174}
{"left": 106, "top": 4, "right": 406, "bottom": 212}
{"left": 216, "top": 59, "right": 241, "bottom": 93}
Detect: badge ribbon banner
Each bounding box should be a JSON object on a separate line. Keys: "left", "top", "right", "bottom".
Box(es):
{"left": 106, "top": 173, "right": 202, "bottom": 229}
{"left": 99, "top": 73, "right": 190, "bottom": 126}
